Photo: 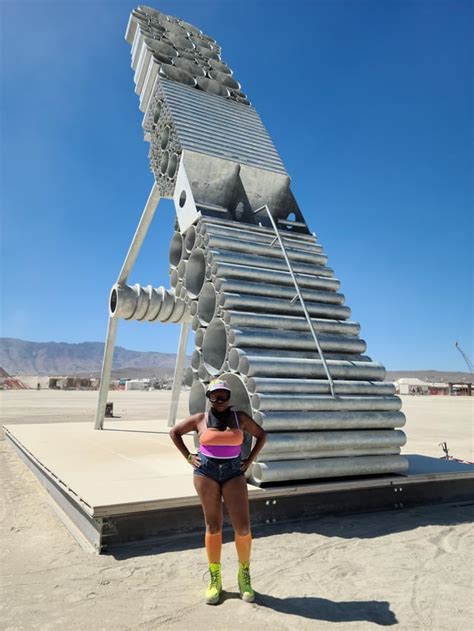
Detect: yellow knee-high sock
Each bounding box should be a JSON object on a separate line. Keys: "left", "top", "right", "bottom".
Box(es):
{"left": 235, "top": 532, "right": 252, "bottom": 563}
{"left": 205, "top": 531, "right": 222, "bottom": 564}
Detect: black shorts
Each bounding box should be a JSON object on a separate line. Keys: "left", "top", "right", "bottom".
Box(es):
{"left": 193, "top": 451, "right": 244, "bottom": 484}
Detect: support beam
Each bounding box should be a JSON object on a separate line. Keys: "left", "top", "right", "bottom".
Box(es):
{"left": 168, "top": 321, "right": 191, "bottom": 427}
{"left": 117, "top": 183, "right": 161, "bottom": 285}
{"left": 94, "top": 183, "right": 161, "bottom": 430}
{"left": 94, "top": 316, "right": 119, "bottom": 430}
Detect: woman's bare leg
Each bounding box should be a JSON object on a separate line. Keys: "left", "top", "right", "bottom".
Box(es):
{"left": 194, "top": 475, "right": 223, "bottom": 533}
{"left": 221, "top": 475, "right": 250, "bottom": 535}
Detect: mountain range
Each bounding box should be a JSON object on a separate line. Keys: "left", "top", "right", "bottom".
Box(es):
{"left": 0, "top": 338, "right": 184, "bottom": 377}
{"left": 0, "top": 338, "right": 471, "bottom": 382}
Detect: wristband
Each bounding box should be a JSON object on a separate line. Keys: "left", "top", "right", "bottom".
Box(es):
{"left": 187, "top": 453, "right": 194, "bottom": 463}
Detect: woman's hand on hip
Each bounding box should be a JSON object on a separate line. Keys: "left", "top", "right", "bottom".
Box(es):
{"left": 240, "top": 458, "right": 252, "bottom": 472}
{"left": 188, "top": 453, "right": 201, "bottom": 468}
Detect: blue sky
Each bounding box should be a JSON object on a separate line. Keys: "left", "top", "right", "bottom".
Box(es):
{"left": 1, "top": 0, "right": 472, "bottom": 370}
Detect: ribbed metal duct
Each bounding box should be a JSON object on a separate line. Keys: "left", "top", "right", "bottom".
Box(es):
{"left": 109, "top": 283, "right": 189, "bottom": 324}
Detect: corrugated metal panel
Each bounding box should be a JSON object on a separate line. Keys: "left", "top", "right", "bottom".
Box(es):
{"left": 159, "top": 79, "right": 287, "bottom": 174}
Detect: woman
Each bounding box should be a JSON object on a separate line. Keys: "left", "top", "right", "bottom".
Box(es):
{"left": 170, "top": 378, "right": 267, "bottom": 605}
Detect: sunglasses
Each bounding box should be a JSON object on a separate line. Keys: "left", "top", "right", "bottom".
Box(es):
{"left": 209, "top": 392, "right": 231, "bottom": 403}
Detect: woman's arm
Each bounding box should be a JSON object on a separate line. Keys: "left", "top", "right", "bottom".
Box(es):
{"left": 169, "top": 413, "right": 204, "bottom": 467}
{"left": 238, "top": 412, "right": 267, "bottom": 472}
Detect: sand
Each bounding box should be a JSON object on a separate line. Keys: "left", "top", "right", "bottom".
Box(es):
{"left": 1, "top": 390, "right": 473, "bottom": 630}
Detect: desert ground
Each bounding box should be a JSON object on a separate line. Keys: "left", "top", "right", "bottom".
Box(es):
{"left": 1, "top": 390, "right": 473, "bottom": 630}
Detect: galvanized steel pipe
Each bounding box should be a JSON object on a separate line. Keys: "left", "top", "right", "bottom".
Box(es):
{"left": 207, "top": 250, "right": 335, "bottom": 278}
{"left": 184, "top": 225, "right": 197, "bottom": 253}
{"left": 223, "top": 311, "right": 360, "bottom": 336}
{"left": 215, "top": 278, "right": 345, "bottom": 305}
{"left": 191, "top": 348, "right": 201, "bottom": 369}
{"left": 201, "top": 318, "right": 228, "bottom": 374}
{"left": 185, "top": 248, "right": 207, "bottom": 298}
{"left": 249, "top": 455, "right": 409, "bottom": 485}
{"left": 200, "top": 223, "right": 323, "bottom": 253}
{"left": 228, "top": 327, "right": 366, "bottom": 355}
{"left": 169, "top": 231, "right": 184, "bottom": 267}
{"left": 234, "top": 353, "right": 386, "bottom": 380}
{"left": 184, "top": 366, "right": 196, "bottom": 387}
{"left": 252, "top": 394, "right": 401, "bottom": 412}
{"left": 194, "top": 327, "right": 205, "bottom": 348}
{"left": 189, "top": 380, "right": 206, "bottom": 415}
{"left": 218, "top": 292, "right": 351, "bottom": 320}
{"left": 197, "top": 216, "right": 317, "bottom": 243}
{"left": 229, "top": 346, "right": 371, "bottom": 365}
{"left": 197, "top": 282, "right": 218, "bottom": 325}
{"left": 109, "top": 283, "right": 189, "bottom": 323}
{"left": 212, "top": 261, "right": 340, "bottom": 292}
{"left": 257, "top": 447, "right": 401, "bottom": 462}
{"left": 253, "top": 410, "right": 406, "bottom": 431}
{"left": 204, "top": 234, "right": 328, "bottom": 266}
{"left": 261, "top": 429, "right": 406, "bottom": 454}
{"left": 247, "top": 377, "right": 395, "bottom": 396}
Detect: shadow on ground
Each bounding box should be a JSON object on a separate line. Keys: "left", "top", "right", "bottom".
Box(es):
{"left": 216, "top": 591, "right": 397, "bottom": 625}
{"left": 255, "top": 594, "right": 397, "bottom": 626}
{"left": 110, "top": 502, "right": 473, "bottom": 560}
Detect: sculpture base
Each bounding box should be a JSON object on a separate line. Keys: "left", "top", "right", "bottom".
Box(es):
{"left": 3, "top": 420, "right": 473, "bottom": 553}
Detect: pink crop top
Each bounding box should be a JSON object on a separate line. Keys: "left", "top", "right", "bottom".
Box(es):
{"left": 199, "top": 411, "right": 243, "bottom": 459}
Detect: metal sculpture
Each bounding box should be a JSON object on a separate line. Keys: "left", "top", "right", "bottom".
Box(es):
{"left": 94, "top": 5, "right": 408, "bottom": 486}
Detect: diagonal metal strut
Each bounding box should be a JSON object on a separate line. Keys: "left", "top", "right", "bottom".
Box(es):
{"left": 94, "top": 183, "right": 161, "bottom": 430}
{"left": 254, "top": 205, "right": 336, "bottom": 398}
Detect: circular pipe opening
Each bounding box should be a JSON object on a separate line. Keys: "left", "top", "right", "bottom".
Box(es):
{"left": 202, "top": 318, "right": 228, "bottom": 375}
{"left": 165, "top": 32, "right": 195, "bottom": 50}
{"left": 185, "top": 249, "right": 206, "bottom": 298}
{"left": 179, "top": 190, "right": 187, "bottom": 208}
{"left": 189, "top": 381, "right": 206, "bottom": 415}
{"left": 177, "top": 259, "right": 186, "bottom": 280}
{"left": 184, "top": 367, "right": 195, "bottom": 388}
{"left": 197, "top": 282, "right": 217, "bottom": 325}
{"left": 249, "top": 463, "right": 264, "bottom": 486}
{"left": 110, "top": 287, "right": 118, "bottom": 315}
{"left": 167, "top": 153, "right": 179, "bottom": 179}
{"left": 153, "top": 101, "right": 162, "bottom": 124}
{"left": 178, "top": 49, "right": 198, "bottom": 61}
{"left": 198, "top": 364, "right": 211, "bottom": 382}
{"left": 195, "top": 76, "right": 229, "bottom": 97}
{"left": 191, "top": 349, "right": 201, "bottom": 370}
{"left": 184, "top": 225, "right": 196, "bottom": 251}
{"left": 209, "top": 69, "right": 240, "bottom": 90}
{"left": 191, "top": 314, "right": 201, "bottom": 331}
{"left": 197, "top": 46, "right": 220, "bottom": 60}
{"left": 152, "top": 41, "right": 177, "bottom": 58}
{"left": 169, "top": 231, "right": 184, "bottom": 267}
{"left": 170, "top": 268, "right": 179, "bottom": 288}
{"left": 160, "top": 125, "right": 170, "bottom": 150}
{"left": 173, "top": 57, "right": 206, "bottom": 76}
{"left": 209, "top": 59, "right": 232, "bottom": 75}
{"left": 159, "top": 63, "right": 196, "bottom": 86}
{"left": 160, "top": 150, "right": 169, "bottom": 176}
{"left": 194, "top": 328, "right": 205, "bottom": 348}
{"left": 228, "top": 347, "right": 242, "bottom": 372}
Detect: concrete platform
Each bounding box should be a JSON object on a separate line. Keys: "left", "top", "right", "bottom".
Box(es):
{"left": 4, "top": 419, "right": 474, "bottom": 553}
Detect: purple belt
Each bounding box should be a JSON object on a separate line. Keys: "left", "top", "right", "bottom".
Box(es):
{"left": 200, "top": 444, "right": 241, "bottom": 459}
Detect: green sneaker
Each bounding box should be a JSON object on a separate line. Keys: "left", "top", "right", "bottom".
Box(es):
{"left": 205, "top": 563, "right": 222, "bottom": 605}
{"left": 238, "top": 561, "right": 255, "bottom": 603}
